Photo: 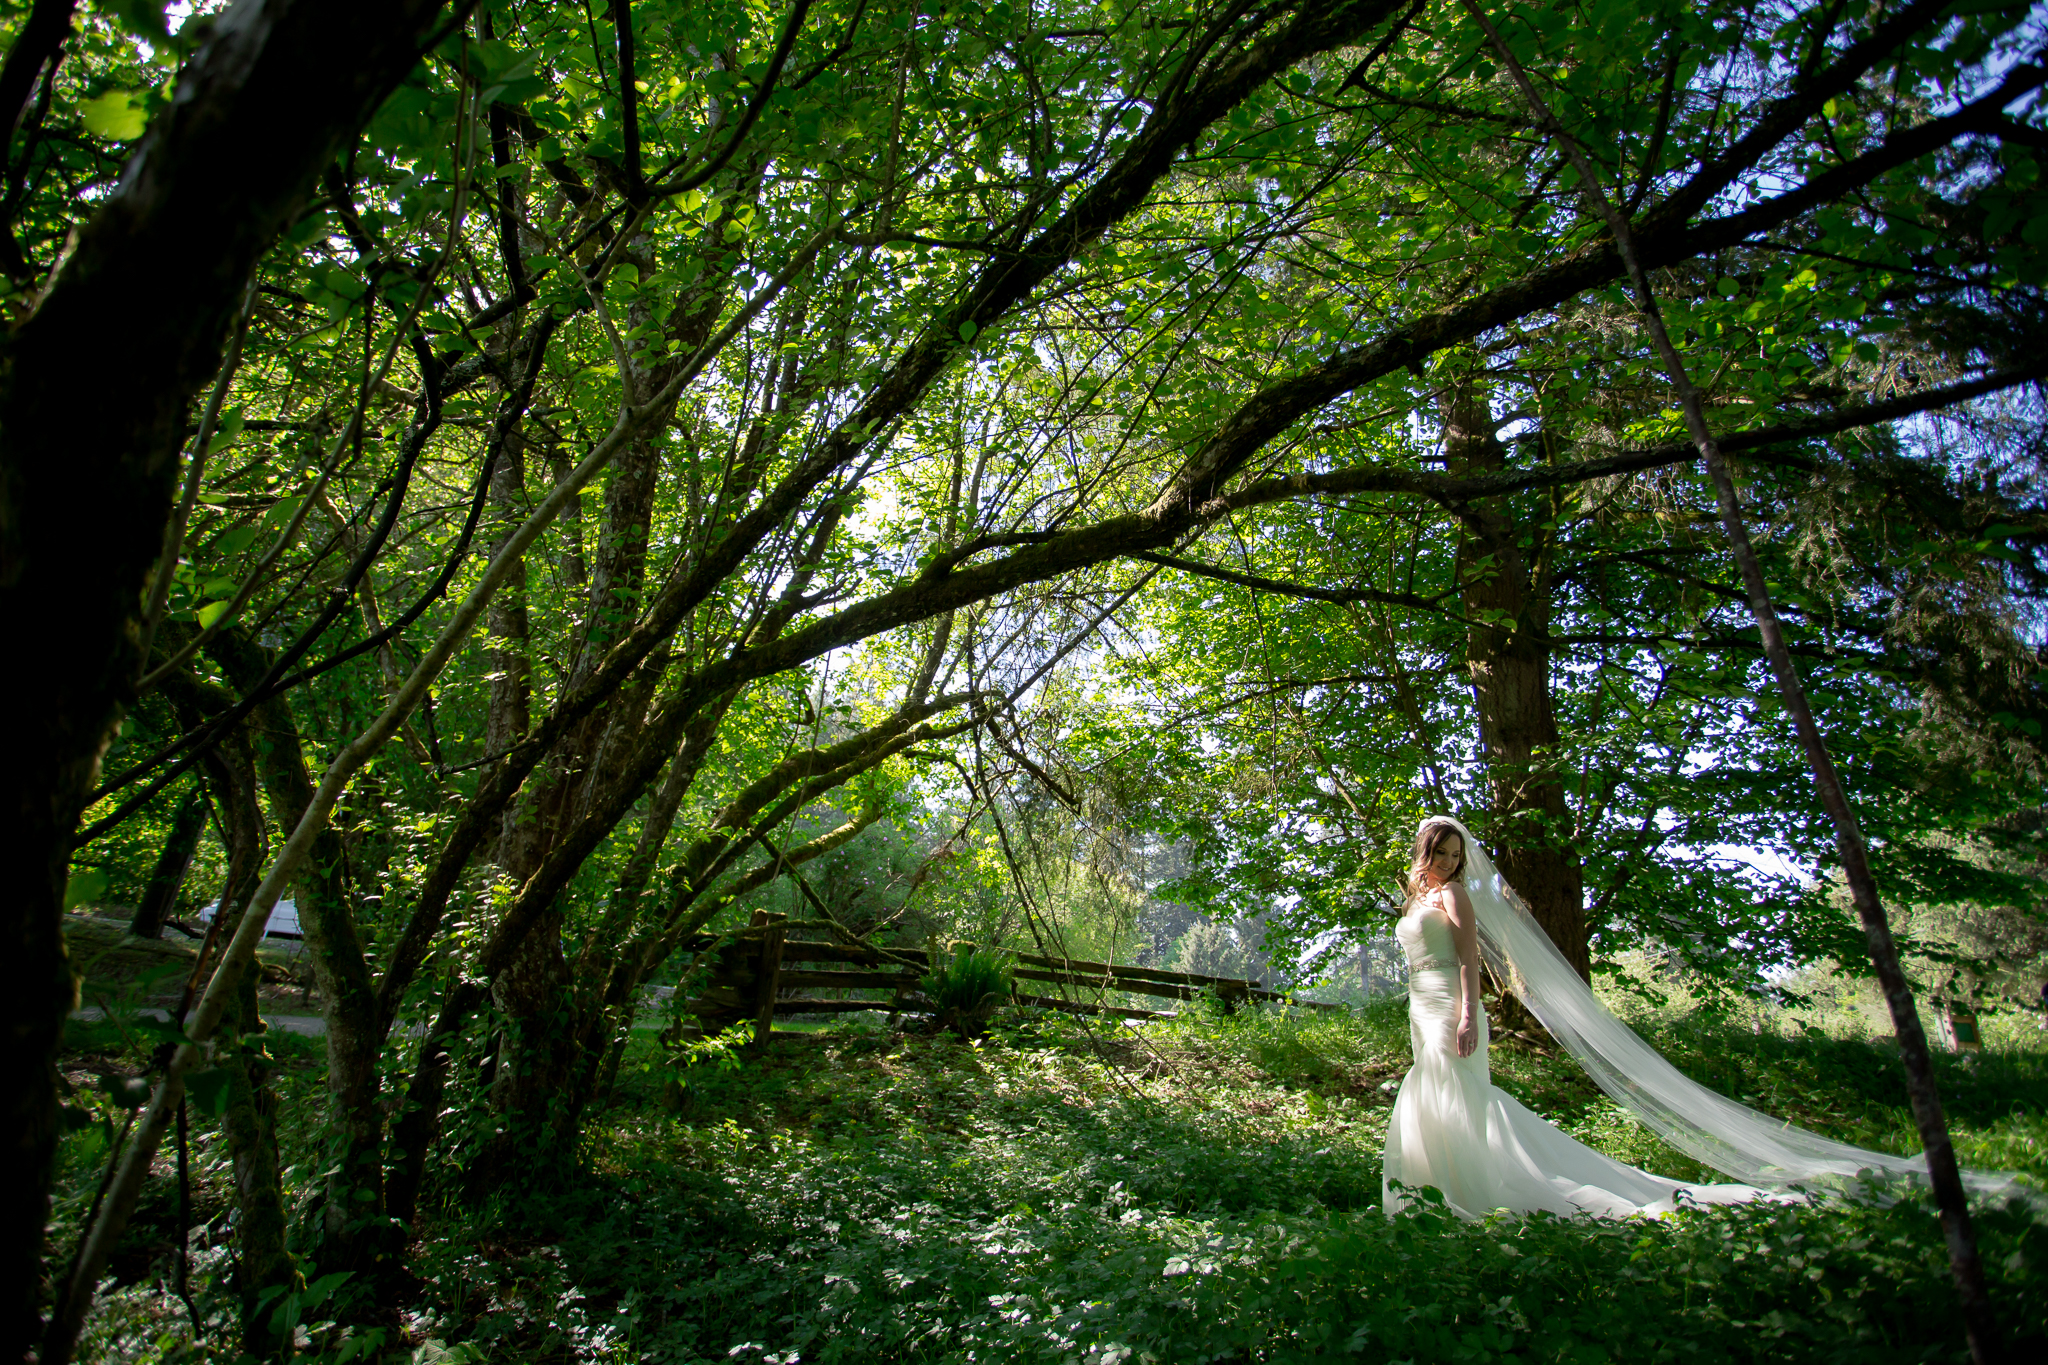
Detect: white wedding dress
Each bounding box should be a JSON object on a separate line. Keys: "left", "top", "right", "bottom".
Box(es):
{"left": 1381, "top": 817, "right": 2041, "bottom": 1220}
{"left": 1382, "top": 899, "right": 1762, "bottom": 1218}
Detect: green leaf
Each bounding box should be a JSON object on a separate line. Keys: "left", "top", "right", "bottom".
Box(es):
{"left": 64, "top": 867, "right": 109, "bottom": 909}
{"left": 186, "top": 1067, "right": 234, "bottom": 1118}
{"left": 958, "top": 319, "right": 980, "bottom": 343}
{"left": 99, "top": 1073, "right": 153, "bottom": 1110}
{"left": 81, "top": 91, "right": 148, "bottom": 142}
{"left": 133, "top": 1012, "right": 191, "bottom": 1046}
{"left": 215, "top": 524, "right": 261, "bottom": 557}
{"left": 261, "top": 496, "right": 302, "bottom": 531}
{"left": 303, "top": 1270, "right": 353, "bottom": 1309}
{"left": 205, "top": 405, "right": 246, "bottom": 454}
{"left": 315, "top": 264, "right": 368, "bottom": 302}
{"left": 196, "top": 600, "right": 234, "bottom": 628}
{"left": 103, "top": 0, "right": 171, "bottom": 42}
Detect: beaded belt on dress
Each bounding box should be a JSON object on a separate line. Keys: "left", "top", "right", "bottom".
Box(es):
{"left": 1408, "top": 957, "right": 1460, "bottom": 973}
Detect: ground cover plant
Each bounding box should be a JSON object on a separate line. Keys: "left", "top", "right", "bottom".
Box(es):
{"left": 57, "top": 989, "right": 2048, "bottom": 1363}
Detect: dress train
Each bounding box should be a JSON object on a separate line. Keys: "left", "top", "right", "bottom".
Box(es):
{"left": 1382, "top": 907, "right": 1763, "bottom": 1218}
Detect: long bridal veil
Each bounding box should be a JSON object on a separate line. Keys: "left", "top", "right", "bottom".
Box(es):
{"left": 1426, "top": 816, "right": 2040, "bottom": 1211}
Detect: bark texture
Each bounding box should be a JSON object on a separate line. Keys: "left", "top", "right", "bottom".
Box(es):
{"left": 217, "top": 974, "right": 295, "bottom": 1355}
{"left": 129, "top": 789, "right": 208, "bottom": 940}
{"left": 0, "top": 3, "right": 466, "bottom": 1351}
{"left": 475, "top": 228, "right": 707, "bottom": 1180}
{"left": 175, "top": 683, "right": 294, "bottom": 1354}
{"left": 483, "top": 431, "right": 531, "bottom": 766}
{"left": 386, "top": 981, "right": 482, "bottom": 1227}
{"left": 211, "top": 632, "right": 395, "bottom": 1282}
{"left": 1445, "top": 384, "right": 1589, "bottom": 980}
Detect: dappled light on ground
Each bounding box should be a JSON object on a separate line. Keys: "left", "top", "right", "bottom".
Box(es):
{"left": 62, "top": 998, "right": 2048, "bottom": 1362}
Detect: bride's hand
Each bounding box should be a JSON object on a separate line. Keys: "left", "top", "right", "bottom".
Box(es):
{"left": 1456, "top": 1013, "right": 1477, "bottom": 1058}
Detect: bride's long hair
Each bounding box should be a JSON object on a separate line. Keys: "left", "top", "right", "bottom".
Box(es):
{"left": 1405, "top": 818, "right": 1467, "bottom": 902}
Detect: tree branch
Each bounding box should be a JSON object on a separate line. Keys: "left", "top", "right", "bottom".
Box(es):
{"left": 1131, "top": 549, "right": 1452, "bottom": 609}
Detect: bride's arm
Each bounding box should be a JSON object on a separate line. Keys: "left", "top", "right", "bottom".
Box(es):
{"left": 1444, "top": 882, "right": 1481, "bottom": 1057}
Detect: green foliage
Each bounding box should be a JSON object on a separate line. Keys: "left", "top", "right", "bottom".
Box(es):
{"left": 53, "top": 950, "right": 2048, "bottom": 1361}
{"left": 372, "top": 1001, "right": 2048, "bottom": 1362}
{"left": 919, "top": 943, "right": 1014, "bottom": 1037}
{"left": 63, "top": 866, "right": 110, "bottom": 909}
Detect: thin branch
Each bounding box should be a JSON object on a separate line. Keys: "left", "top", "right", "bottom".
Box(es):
{"left": 611, "top": 0, "right": 641, "bottom": 194}
{"left": 654, "top": 0, "right": 816, "bottom": 197}
{"left": 1131, "top": 549, "right": 1451, "bottom": 609}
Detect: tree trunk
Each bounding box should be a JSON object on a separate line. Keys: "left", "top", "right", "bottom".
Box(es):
{"left": 386, "top": 981, "right": 482, "bottom": 1227}
{"left": 1445, "top": 383, "right": 1589, "bottom": 980}
{"left": 470, "top": 909, "right": 578, "bottom": 1187}
{"left": 478, "top": 241, "right": 681, "bottom": 1178}
{"left": 484, "top": 432, "right": 531, "bottom": 763}
{"left": 184, "top": 708, "right": 295, "bottom": 1355}
{"left": 0, "top": 5, "right": 476, "bottom": 1350}
{"left": 544, "top": 447, "right": 589, "bottom": 602}
{"left": 216, "top": 964, "right": 296, "bottom": 1357}
{"left": 209, "top": 631, "right": 396, "bottom": 1284}
{"left": 129, "top": 789, "right": 208, "bottom": 939}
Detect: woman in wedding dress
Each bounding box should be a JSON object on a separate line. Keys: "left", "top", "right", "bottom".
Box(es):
{"left": 1381, "top": 816, "right": 2038, "bottom": 1220}
{"left": 1383, "top": 818, "right": 1763, "bottom": 1217}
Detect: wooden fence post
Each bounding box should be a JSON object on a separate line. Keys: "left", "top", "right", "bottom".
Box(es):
{"left": 751, "top": 912, "right": 787, "bottom": 1048}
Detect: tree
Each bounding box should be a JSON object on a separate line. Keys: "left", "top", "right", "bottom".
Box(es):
{"left": 10, "top": 1, "right": 2045, "bottom": 1355}
{"left": 2, "top": 1, "right": 470, "bottom": 1354}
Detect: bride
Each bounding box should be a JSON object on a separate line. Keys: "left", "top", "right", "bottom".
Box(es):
{"left": 1382, "top": 816, "right": 2033, "bottom": 1219}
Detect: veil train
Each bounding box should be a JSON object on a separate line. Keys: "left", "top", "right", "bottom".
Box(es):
{"left": 1425, "top": 816, "right": 2039, "bottom": 1211}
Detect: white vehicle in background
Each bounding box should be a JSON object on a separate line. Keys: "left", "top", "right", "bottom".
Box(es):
{"left": 196, "top": 898, "right": 304, "bottom": 941}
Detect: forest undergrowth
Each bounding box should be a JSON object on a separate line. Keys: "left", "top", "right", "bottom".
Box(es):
{"left": 62, "top": 995, "right": 2048, "bottom": 1365}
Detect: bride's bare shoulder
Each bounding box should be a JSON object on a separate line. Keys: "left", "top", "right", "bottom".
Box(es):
{"left": 1409, "top": 884, "right": 1469, "bottom": 919}
{"left": 1439, "top": 880, "right": 1475, "bottom": 919}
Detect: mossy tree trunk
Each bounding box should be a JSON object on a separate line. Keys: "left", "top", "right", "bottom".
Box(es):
{"left": 0, "top": 4, "right": 477, "bottom": 1348}
{"left": 129, "top": 788, "right": 208, "bottom": 940}
{"left": 1445, "top": 380, "right": 1589, "bottom": 982}
{"left": 173, "top": 690, "right": 296, "bottom": 1354}
{"left": 209, "top": 631, "right": 397, "bottom": 1286}
{"left": 216, "top": 960, "right": 296, "bottom": 1357}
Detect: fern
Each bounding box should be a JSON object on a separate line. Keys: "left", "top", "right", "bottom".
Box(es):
{"left": 920, "top": 943, "right": 1013, "bottom": 1037}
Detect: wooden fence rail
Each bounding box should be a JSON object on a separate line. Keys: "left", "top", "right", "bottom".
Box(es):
{"left": 667, "top": 915, "right": 1338, "bottom": 1042}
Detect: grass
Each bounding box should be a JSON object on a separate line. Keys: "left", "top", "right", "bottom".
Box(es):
{"left": 57, "top": 991, "right": 2048, "bottom": 1363}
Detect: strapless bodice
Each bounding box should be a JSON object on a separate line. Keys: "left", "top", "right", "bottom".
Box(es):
{"left": 1397, "top": 906, "right": 1461, "bottom": 973}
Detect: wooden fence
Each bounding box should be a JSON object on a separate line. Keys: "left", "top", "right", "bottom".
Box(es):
{"left": 669, "top": 911, "right": 1337, "bottom": 1042}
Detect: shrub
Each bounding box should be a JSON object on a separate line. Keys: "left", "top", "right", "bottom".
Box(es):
{"left": 920, "top": 942, "right": 1014, "bottom": 1038}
